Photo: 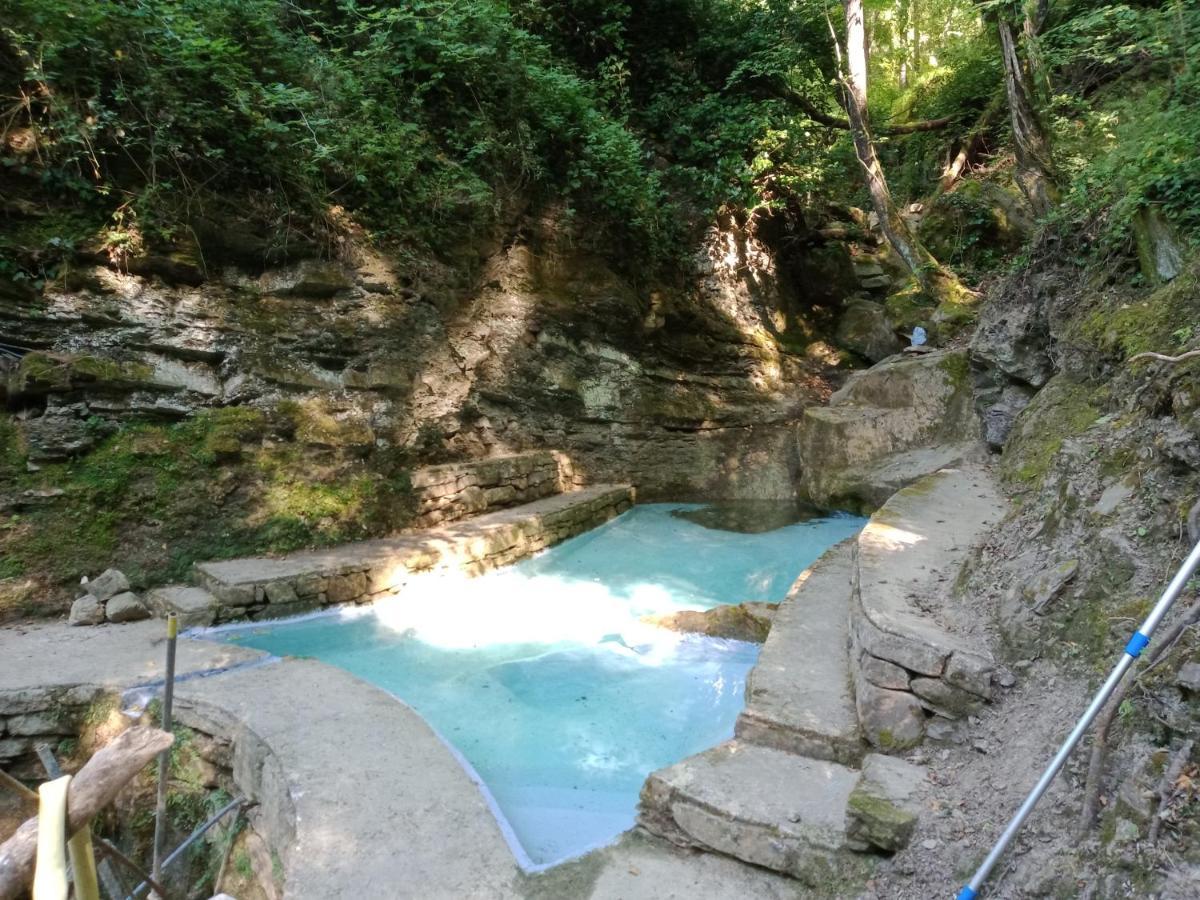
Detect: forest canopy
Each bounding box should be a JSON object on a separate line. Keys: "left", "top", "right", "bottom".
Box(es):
{"left": 1, "top": 1, "right": 1197, "bottom": 276}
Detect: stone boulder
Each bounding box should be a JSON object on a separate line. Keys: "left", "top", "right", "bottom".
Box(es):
{"left": 106, "top": 591, "right": 151, "bottom": 623}
{"left": 69, "top": 594, "right": 105, "bottom": 626}
{"left": 797, "top": 350, "right": 979, "bottom": 509}
{"left": 87, "top": 568, "right": 130, "bottom": 602}
{"left": 845, "top": 754, "right": 926, "bottom": 852}
{"left": 836, "top": 299, "right": 903, "bottom": 363}
{"left": 852, "top": 672, "right": 926, "bottom": 751}
{"left": 1133, "top": 207, "right": 1183, "bottom": 283}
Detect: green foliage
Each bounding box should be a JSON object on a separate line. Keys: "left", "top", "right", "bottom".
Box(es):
{"left": 2, "top": 0, "right": 672, "bottom": 261}
{"left": 0, "top": 406, "right": 416, "bottom": 610}
{"left": 1046, "top": 1, "right": 1200, "bottom": 247}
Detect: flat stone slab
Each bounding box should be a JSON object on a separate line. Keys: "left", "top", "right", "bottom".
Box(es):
{"left": 855, "top": 466, "right": 1005, "bottom": 677}
{"left": 0, "top": 620, "right": 265, "bottom": 700}
{"left": 194, "top": 484, "right": 633, "bottom": 617}
{"left": 525, "top": 830, "right": 819, "bottom": 900}
{"left": 146, "top": 585, "right": 219, "bottom": 628}
{"left": 735, "top": 541, "right": 865, "bottom": 765}
{"left": 174, "top": 659, "right": 519, "bottom": 900}
{"left": 638, "top": 740, "right": 868, "bottom": 885}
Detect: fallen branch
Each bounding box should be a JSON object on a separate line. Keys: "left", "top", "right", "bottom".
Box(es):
{"left": 1077, "top": 598, "right": 1200, "bottom": 834}
{"left": 777, "top": 87, "right": 958, "bottom": 135}
{"left": 93, "top": 837, "right": 168, "bottom": 900}
{"left": 1148, "top": 739, "right": 1194, "bottom": 844}
{"left": 1128, "top": 349, "right": 1200, "bottom": 366}
{"left": 0, "top": 726, "right": 173, "bottom": 900}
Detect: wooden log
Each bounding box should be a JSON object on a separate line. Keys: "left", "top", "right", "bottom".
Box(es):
{"left": 0, "top": 726, "right": 173, "bottom": 900}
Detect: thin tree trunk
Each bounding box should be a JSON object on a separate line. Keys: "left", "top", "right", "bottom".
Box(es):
{"left": 841, "top": 0, "right": 939, "bottom": 286}
{"left": 997, "top": 16, "right": 1057, "bottom": 215}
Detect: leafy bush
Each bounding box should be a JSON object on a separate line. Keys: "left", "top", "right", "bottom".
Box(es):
{"left": 1, "top": 0, "right": 672, "bottom": 260}
{"left": 1045, "top": 1, "right": 1200, "bottom": 246}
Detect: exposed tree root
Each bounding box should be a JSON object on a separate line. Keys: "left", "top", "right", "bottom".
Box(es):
{"left": 1077, "top": 598, "right": 1200, "bottom": 835}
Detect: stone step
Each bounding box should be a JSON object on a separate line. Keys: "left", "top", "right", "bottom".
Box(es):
{"left": 735, "top": 541, "right": 865, "bottom": 766}
{"left": 850, "top": 465, "right": 1007, "bottom": 750}
{"left": 638, "top": 741, "right": 867, "bottom": 885}
{"left": 194, "top": 484, "right": 634, "bottom": 623}
{"left": 145, "top": 584, "right": 220, "bottom": 628}
{"left": 638, "top": 741, "right": 929, "bottom": 884}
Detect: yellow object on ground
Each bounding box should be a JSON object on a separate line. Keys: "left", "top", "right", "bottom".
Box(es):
{"left": 68, "top": 823, "right": 101, "bottom": 900}
{"left": 33, "top": 774, "right": 101, "bottom": 900}
{"left": 33, "top": 776, "right": 70, "bottom": 900}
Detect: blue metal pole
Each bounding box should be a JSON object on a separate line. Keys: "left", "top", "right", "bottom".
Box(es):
{"left": 958, "top": 536, "right": 1200, "bottom": 899}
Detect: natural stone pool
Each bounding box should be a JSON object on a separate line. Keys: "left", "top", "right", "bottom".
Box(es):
{"left": 211, "top": 502, "right": 865, "bottom": 868}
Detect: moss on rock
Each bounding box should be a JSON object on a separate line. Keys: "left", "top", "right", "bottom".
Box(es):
{"left": 1001, "top": 375, "right": 1104, "bottom": 485}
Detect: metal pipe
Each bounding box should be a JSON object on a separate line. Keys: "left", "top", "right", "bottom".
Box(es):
{"left": 126, "top": 797, "right": 244, "bottom": 900}
{"left": 959, "top": 536, "right": 1200, "bottom": 898}
{"left": 151, "top": 614, "right": 178, "bottom": 887}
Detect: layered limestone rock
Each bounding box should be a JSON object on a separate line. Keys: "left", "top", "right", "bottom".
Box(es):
{"left": 0, "top": 212, "right": 849, "bottom": 500}
{"left": 408, "top": 451, "right": 568, "bottom": 528}
{"left": 797, "top": 350, "right": 980, "bottom": 510}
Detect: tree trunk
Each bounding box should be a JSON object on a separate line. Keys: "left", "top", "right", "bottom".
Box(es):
{"left": 997, "top": 15, "right": 1057, "bottom": 215}
{"left": 841, "top": 0, "right": 939, "bottom": 286}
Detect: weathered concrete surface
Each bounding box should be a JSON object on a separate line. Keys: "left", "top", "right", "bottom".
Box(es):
{"left": 798, "top": 350, "right": 979, "bottom": 510}
{"left": 174, "top": 659, "right": 520, "bottom": 900}
{"left": 0, "top": 620, "right": 265, "bottom": 698}
{"left": 638, "top": 741, "right": 870, "bottom": 885}
{"left": 195, "top": 484, "right": 633, "bottom": 621}
{"left": 851, "top": 466, "right": 1006, "bottom": 750}
{"left": 735, "top": 542, "right": 865, "bottom": 765}
{"left": 0, "top": 621, "right": 266, "bottom": 770}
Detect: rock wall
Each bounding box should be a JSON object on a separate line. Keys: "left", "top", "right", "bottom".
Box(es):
{"left": 0, "top": 685, "right": 104, "bottom": 775}
{"left": 1, "top": 210, "right": 850, "bottom": 503}
{"left": 408, "top": 450, "right": 569, "bottom": 528}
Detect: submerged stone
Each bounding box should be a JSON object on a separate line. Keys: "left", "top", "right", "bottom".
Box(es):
{"left": 642, "top": 602, "right": 777, "bottom": 642}
{"left": 670, "top": 500, "right": 826, "bottom": 534}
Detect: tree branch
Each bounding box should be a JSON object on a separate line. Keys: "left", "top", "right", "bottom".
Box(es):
{"left": 0, "top": 726, "right": 173, "bottom": 900}
{"left": 779, "top": 87, "right": 957, "bottom": 134}
{"left": 1129, "top": 349, "right": 1200, "bottom": 366}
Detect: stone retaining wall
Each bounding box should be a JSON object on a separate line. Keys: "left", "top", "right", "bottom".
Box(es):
{"left": 409, "top": 450, "right": 573, "bottom": 528}
{"left": 848, "top": 468, "right": 1002, "bottom": 752}
{"left": 0, "top": 686, "right": 106, "bottom": 776}
{"left": 195, "top": 485, "right": 633, "bottom": 622}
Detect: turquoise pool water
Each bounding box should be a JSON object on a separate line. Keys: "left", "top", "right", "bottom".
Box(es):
{"left": 214, "top": 502, "right": 865, "bottom": 868}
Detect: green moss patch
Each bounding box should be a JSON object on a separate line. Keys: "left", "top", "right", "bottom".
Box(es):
{"left": 0, "top": 406, "right": 414, "bottom": 621}
{"left": 1076, "top": 263, "right": 1200, "bottom": 359}
{"left": 1001, "top": 376, "right": 1105, "bottom": 485}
